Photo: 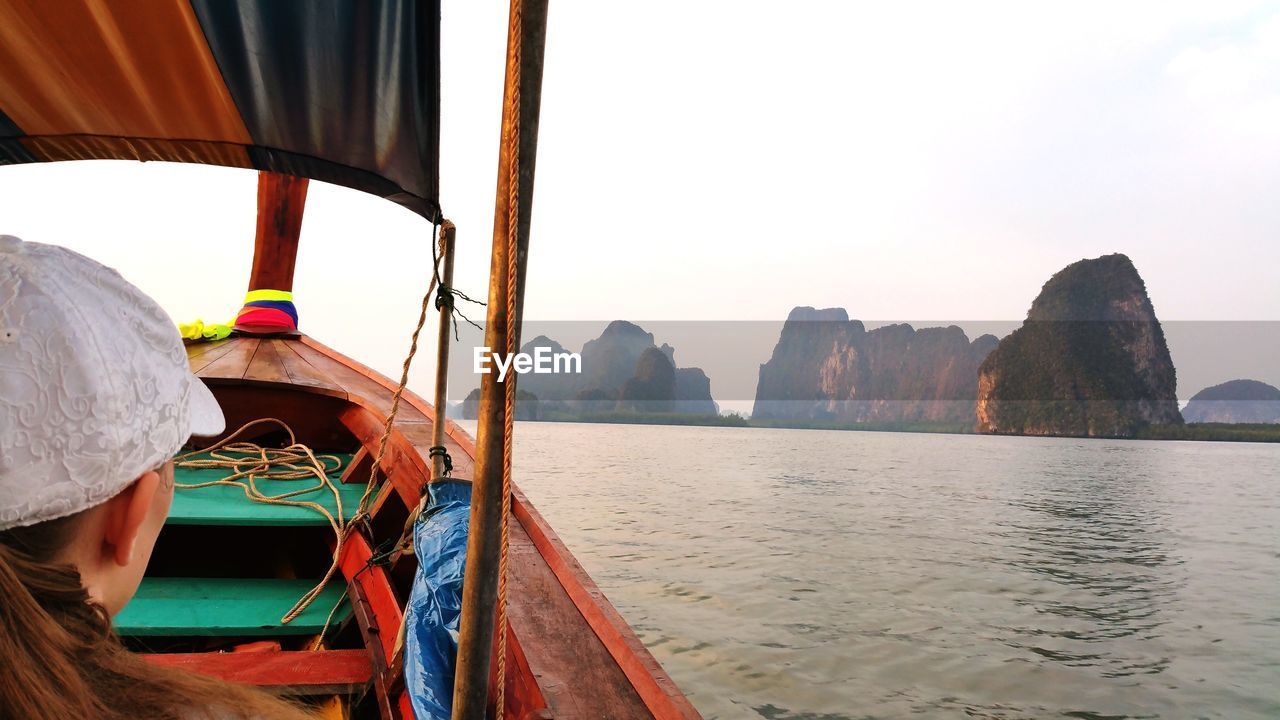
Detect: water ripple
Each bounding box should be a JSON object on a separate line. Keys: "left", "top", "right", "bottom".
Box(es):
{"left": 493, "top": 422, "right": 1280, "bottom": 720}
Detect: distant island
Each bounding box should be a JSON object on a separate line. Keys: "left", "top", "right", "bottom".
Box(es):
{"left": 975, "top": 253, "right": 1182, "bottom": 438}
{"left": 457, "top": 321, "right": 727, "bottom": 424}
{"left": 453, "top": 257, "right": 1279, "bottom": 443}
{"left": 1181, "top": 379, "right": 1280, "bottom": 424}
{"left": 752, "top": 307, "right": 997, "bottom": 425}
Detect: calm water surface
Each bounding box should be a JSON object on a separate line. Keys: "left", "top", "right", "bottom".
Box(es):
{"left": 463, "top": 422, "right": 1280, "bottom": 719}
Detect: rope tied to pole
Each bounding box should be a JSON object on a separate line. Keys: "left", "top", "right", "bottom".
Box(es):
{"left": 353, "top": 219, "right": 450, "bottom": 523}
{"left": 428, "top": 445, "right": 454, "bottom": 476}
{"left": 431, "top": 221, "right": 484, "bottom": 341}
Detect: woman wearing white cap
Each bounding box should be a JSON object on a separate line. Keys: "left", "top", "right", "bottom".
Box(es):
{"left": 0, "top": 236, "right": 313, "bottom": 719}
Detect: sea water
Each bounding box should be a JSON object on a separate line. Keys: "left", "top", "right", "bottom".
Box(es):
{"left": 462, "top": 421, "right": 1280, "bottom": 719}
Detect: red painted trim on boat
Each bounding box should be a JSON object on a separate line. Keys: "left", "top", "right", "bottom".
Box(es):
{"left": 143, "top": 649, "right": 371, "bottom": 693}
{"left": 340, "top": 532, "right": 403, "bottom": 660}
{"left": 338, "top": 404, "right": 430, "bottom": 508}
{"left": 340, "top": 531, "right": 412, "bottom": 717}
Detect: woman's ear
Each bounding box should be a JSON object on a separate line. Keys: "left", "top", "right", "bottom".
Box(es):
{"left": 103, "top": 470, "right": 161, "bottom": 567}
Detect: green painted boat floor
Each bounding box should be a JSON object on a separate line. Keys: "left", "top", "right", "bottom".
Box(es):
{"left": 115, "top": 577, "right": 350, "bottom": 637}
{"left": 170, "top": 452, "right": 364, "bottom": 526}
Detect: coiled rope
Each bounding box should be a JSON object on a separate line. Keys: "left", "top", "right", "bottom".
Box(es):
{"left": 177, "top": 221, "right": 459, "bottom": 641}
{"left": 174, "top": 418, "right": 346, "bottom": 625}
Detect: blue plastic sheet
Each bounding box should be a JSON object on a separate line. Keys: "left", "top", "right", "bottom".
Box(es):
{"left": 404, "top": 479, "right": 472, "bottom": 720}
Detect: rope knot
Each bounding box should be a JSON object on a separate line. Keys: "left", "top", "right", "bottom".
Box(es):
{"left": 428, "top": 445, "right": 453, "bottom": 476}
{"left": 434, "top": 284, "right": 455, "bottom": 311}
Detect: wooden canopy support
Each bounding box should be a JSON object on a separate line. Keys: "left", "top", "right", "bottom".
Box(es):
{"left": 452, "top": 0, "right": 550, "bottom": 718}
{"left": 247, "top": 171, "right": 309, "bottom": 292}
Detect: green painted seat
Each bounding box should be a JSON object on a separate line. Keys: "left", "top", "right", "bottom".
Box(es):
{"left": 169, "top": 452, "right": 365, "bottom": 526}
{"left": 115, "top": 577, "right": 350, "bottom": 637}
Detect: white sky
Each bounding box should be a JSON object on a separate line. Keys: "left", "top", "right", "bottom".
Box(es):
{"left": 2, "top": 1, "right": 1278, "bottom": 397}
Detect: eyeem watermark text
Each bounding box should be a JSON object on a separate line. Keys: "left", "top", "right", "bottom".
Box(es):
{"left": 473, "top": 346, "right": 582, "bottom": 382}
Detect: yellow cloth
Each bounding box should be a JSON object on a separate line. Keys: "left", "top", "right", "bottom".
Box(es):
{"left": 178, "top": 319, "right": 232, "bottom": 342}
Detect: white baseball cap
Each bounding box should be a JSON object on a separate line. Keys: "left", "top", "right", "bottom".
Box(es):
{"left": 0, "top": 235, "right": 225, "bottom": 531}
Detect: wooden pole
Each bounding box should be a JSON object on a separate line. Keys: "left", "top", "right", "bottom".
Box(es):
{"left": 452, "top": 0, "right": 549, "bottom": 717}
{"left": 432, "top": 220, "right": 457, "bottom": 479}
{"left": 247, "top": 172, "right": 309, "bottom": 292}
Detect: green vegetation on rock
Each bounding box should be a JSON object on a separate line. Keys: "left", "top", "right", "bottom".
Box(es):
{"left": 976, "top": 254, "right": 1182, "bottom": 437}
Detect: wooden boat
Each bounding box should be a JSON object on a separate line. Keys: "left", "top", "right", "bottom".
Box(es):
{"left": 121, "top": 314, "right": 699, "bottom": 719}
{"left": 0, "top": 1, "right": 701, "bottom": 718}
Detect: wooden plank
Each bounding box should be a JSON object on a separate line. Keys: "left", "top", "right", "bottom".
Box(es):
{"left": 169, "top": 452, "right": 364, "bottom": 527}
{"left": 338, "top": 405, "right": 430, "bottom": 509}
{"left": 296, "top": 339, "right": 475, "bottom": 480}
{"left": 338, "top": 532, "right": 402, "bottom": 660}
{"left": 513, "top": 486, "right": 702, "bottom": 719}
{"left": 291, "top": 342, "right": 429, "bottom": 422}
{"left": 337, "top": 532, "right": 411, "bottom": 719}
{"left": 198, "top": 338, "right": 261, "bottom": 380}
{"left": 115, "top": 577, "right": 349, "bottom": 637}
{"left": 339, "top": 446, "right": 372, "bottom": 484}
{"left": 504, "top": 518, "right": 650, "bottom": 720}
{"left": 143, "top": 649, "right": 371, "bottom": 696}
{"left": 273, "top": 340, "right": 347, "bottom": 398}
{"left": 190, "top": 386, "right": 356, "bottom": 451}
{"left": 188, "top": 337, "right": 243, "bottom": 374}
{"left": 488, "top": 623, "right": 552, "bottom": 720}
{"left": 185, "top": 338, "right": 233, "bottom": 362}
{"left": 299, "top": 335, "right": 477, "bottom": 459}
{"left": 244, "top": 338, "right": 291, "bottom": 384}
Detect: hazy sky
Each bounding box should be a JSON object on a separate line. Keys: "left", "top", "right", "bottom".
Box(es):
{"left": 2, "top": 1, "right": 1277, "bottom": 397}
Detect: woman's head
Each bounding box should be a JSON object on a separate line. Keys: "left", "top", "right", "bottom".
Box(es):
{"left": 0, "top": 237, "right": 312, "bottom": 718}
{"left": 0, "top": 235, "right": 223, "bottom": 536}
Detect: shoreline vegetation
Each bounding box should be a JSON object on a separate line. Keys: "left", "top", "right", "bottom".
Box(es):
{"left": 503, "top": 413, "right": 1280, "bottom": 443}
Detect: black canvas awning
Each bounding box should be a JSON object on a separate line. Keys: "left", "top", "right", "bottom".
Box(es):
{"left": 0, "top": 0, "right": 441, "bottom": 221}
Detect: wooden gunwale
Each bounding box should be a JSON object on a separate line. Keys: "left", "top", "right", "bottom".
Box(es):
{"left": 511, "top": 487, "right": 700, "bottom": 720}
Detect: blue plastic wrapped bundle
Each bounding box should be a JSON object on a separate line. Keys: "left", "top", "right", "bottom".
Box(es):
{"left": 404, "top": 479, "right": 472, "bottom": 720}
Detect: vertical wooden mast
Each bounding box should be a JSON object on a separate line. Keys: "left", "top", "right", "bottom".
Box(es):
{"left": 247, "top": 171, "right": 309, "bottom": 292}
{"left": 452, "top": 0, "right": 550, "bottom": 717}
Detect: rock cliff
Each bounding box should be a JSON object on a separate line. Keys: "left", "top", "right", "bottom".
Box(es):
{"left": 1181, "top": 379, "right": 1280, "bottom": 424}
{"left": 472, "top": 321, "right": 719, "bottom": 417}
{"left": 752, "top": 307, "right": 998, "bottom": 423}
{"left": 618, "top": 347, "right": 677, "bottom": 412}
{"left": 975, "top": 253, "right": 1182, "bottom": 437}
{"left": 579, "top": 321, "right": 657, "bottom": 396}
{"left": 674, "top": 367, "right": 718, "bottom": 415}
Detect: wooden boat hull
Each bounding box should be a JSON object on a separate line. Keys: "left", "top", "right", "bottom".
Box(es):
{"left": 133, "top": 334, "right": 700, "bottom": 720}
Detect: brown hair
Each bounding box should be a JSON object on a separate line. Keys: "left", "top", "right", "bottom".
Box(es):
{"left": 0, "top": 512, "right": 317, "bottom": 720}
